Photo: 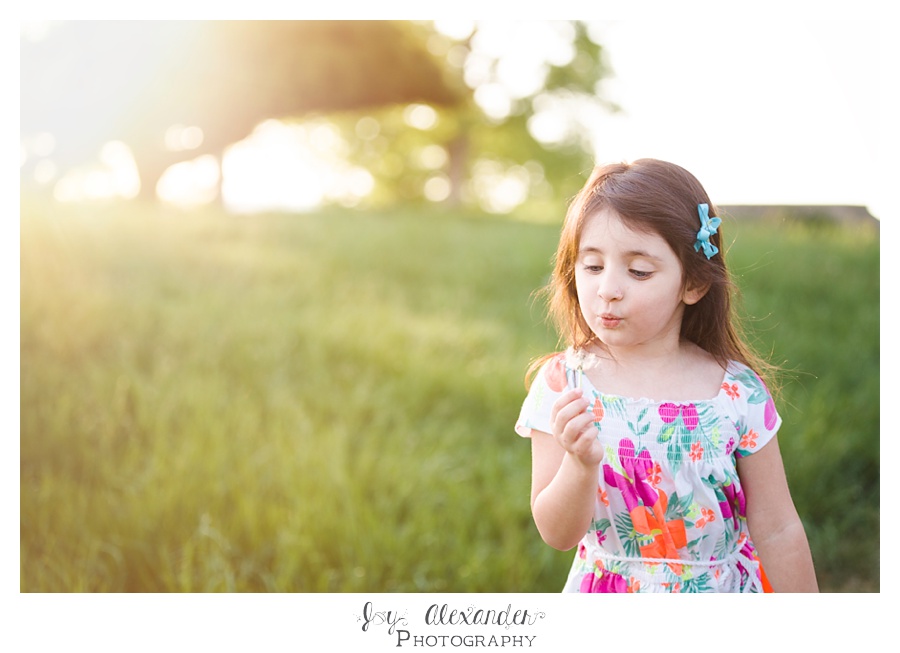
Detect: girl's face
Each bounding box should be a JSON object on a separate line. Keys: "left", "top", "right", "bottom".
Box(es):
{"left": 575, "top": 209, "right": 705, "bottom": 355}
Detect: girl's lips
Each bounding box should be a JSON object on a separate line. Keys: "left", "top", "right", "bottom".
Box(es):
{"left": 600, "top": 314, "right": 622, "bottom": 327}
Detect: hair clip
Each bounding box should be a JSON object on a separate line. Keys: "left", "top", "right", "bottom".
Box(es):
{"left": 693, "top": 203, "right": 721, "bottom": 259}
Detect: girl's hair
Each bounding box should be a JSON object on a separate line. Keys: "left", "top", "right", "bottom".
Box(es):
{"left": 528, "top": 158, "right": 776, "bottom": 391}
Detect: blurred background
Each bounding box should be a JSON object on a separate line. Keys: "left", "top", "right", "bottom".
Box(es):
{"left": 20, "top": 20, "right": 880, "bottom": 592}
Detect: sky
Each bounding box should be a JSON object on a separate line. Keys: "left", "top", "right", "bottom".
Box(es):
{"left": 15, "top": 11, "right": 893, "bottom": 221}
{"left": 577, "top": 21, "right": 884, "bottom": 214}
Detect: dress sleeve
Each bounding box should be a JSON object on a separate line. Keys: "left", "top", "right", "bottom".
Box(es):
{"left": 514, "top": 353, "right": 569, "bottom": 438}
{"left": 726, "top": 364, "right": 782, "bottom": 457}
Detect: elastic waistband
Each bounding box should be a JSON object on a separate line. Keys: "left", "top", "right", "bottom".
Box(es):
{"left": 580, "top": 540, "right": 764, "bottom": 592}
{"left": 590, "top": 550, "right": 740, "bottom": 567}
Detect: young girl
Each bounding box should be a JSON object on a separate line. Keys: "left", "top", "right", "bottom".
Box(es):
{"left": 515, "top": 159, "right": 818, "bottom": 593}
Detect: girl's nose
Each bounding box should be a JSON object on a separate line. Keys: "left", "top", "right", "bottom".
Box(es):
{"left": 597, "top": 275, "right": 623, "bottom": 301}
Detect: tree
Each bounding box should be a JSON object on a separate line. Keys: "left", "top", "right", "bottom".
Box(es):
{"left": 325, "top": 21, "right": 617, "bottom": 214}
{"left": 20, "top": 20, "right": 464, "bottom": 203}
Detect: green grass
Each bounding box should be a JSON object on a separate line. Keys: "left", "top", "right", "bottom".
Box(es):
{"left": 20, "top": 199, "right": 879, "bottom": 592}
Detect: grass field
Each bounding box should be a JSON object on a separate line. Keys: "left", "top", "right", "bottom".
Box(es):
{"left": 20, "top": 198, "right": 879, "bottom": 592}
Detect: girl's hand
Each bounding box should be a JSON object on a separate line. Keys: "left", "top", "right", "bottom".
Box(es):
{"left": 550, "top": 389, "right": 604, "bottom": 467}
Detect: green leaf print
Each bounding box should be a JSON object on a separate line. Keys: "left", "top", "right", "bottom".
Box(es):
{"left": 658, "top": 423, "right": 675, "bottom": 443}
{"left": 686, "top": 535, "right": 707, "bottom": 550}
{"left": 665, "top": 491, "right": 694, "bottom": 524}
{"left": 713, "top": 536, "right": 733, "bottom": 562}
{"left": 614, "top": 512, "right": 640, "bottom": 558}
{"left": 628, "top": 407, "right": 650, "bottom": 438}
{"left": 606, "top": 394, "right": 631, "bottom": 422}
{"left": 667, "top": 430, "right": 691, "bottom": 474}
{"left": 605, "top": 444, "right": 626, "bottom": 477}
{"left": 680, "top": 572, "right": 714, "bottom": 593}
{"left": 696, "top": 403, "right": 722, "bottom": 445}
{"left": 591, "top": 518, "right": 612, "bottom": 542}
{"left": 733, "top": 369, "right": 767, "bottom": 405}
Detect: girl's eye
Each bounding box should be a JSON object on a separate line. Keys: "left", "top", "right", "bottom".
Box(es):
{"left": 584, "top": 265, "right": 603, "bottom": 273}
{"left": 630, "top": 269, "right": 652, "bottom": 279}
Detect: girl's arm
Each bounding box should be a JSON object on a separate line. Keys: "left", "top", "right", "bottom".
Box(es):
{"left": 529, "top": 388, "right": 604, "bottom": 551}
{"left": 737, "top": 435, "right": 819, "bottom": 592}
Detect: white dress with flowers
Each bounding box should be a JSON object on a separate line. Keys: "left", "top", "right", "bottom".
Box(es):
{"left": 515, "top": 349, "right": 780, "bottom": 593}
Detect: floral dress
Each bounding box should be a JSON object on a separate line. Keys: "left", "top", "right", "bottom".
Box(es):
{"left": 515, "top": 349, "right": 780, "bottom": 593}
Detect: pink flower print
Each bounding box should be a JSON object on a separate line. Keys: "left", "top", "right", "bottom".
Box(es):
{"left": 764, "top": 397, "right": 778, "bottom": 431}
{"left": 721, "top": 481, "right": 748, "bottom": 522}
{"left": 578, "top": 542, "right": 587, "bottom": 559}
{"left": 740, "top": 429, "right": 759, "bottom": 450}
{"left": 596, "top": 529, "right": 606, "bottom": 545}
{"left": 722, "top": 382, "right": 740, "bottom": 399}
{"left": 604, "top": 438, "right": 659, "bottom": 512}
{"left": 681, "top": 403, "right": 699, "bottom": 431}
{"left": 580, "top": 570, "right": 628, "bottom": 593}
{"left": 725, "top": 437, "right": 735, "bottom": 455}
{"left": 659, "top": 402, "right": 698, "bottom": 430}
{"left": 617, "top": 437, "right": 637, "bottom": 462}
{"left": 690, "top": 441, "right": 704, "bottom": 461}
{"left": 754, "top": 372, "right": 779, "bottom": 430}
{"left": 659, "top": 402, "right": 679, "bottom": 423}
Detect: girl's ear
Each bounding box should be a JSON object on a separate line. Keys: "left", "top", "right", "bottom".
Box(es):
{"left": 682, "top": 281, "right": 710, "bottom": 306}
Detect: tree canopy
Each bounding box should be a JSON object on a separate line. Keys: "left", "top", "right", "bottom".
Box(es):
{"left": 21, "top": 21, "right": 464, "bottom": 201}
{"left": 21, "top": 20, "right": 614, "bottom": 211}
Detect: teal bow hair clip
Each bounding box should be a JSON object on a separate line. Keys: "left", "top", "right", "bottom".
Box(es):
{"left": 693, "top": 203, "right": 721, "bottom": 259}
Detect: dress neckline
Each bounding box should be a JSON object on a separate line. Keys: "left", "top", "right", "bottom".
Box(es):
{"left": 564, "top": 347, "right": 732, "bottom": 405}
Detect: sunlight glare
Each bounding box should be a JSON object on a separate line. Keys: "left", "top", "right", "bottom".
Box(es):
{"left": 416, "top": 145, "right": 448, "bottom": 170}
{"left": 473, "top": 84, "right": 513, "bottom": 122}
{"left": 51, "top": 140, "right": 140, "bottom": 202}
{"left": 220, "top": 119, "right": 375, "bottom": 213}
{"left": 165, "top": 125, "right": 204, "bottom": 152}
{"left": 157, "top": 154, "right": 220, "bottom": 207}
{"left": 223, "top": 122, "right": 323, "bottom": 213}
{"left": 432, "top": 19, "right": 475, "bottom": 41}
{"left": 34, "top": 160, "right": 58, "bottom": 186}
{"left": 424, "top": 175, "right": 452, "bottom": 202}
{"left": 402, "top": 104, "right": 438, "bottom": 130}
{"left": 456, "top": 22, "right": 580, "bottom": 122}
{"left": 355, "top": 117, "right": 381, "bottom": 141}
{"left": 471, "top": 160, "right": 531, "bottom": 213}
{"left": 98, "top": 141, "right": 140, "bottom": 199}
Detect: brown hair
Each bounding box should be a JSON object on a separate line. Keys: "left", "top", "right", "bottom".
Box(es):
{"left": 528, "top": 158, "right": 776, "bottom": 391}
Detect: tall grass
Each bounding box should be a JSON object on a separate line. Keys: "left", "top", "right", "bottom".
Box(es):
{"left": 20, "top": 199, "right": 879, "bottom": 592}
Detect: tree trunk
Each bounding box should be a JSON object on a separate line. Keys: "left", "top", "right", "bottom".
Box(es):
{"left": 446, "top": 132, "right": 468, "bottom": 208}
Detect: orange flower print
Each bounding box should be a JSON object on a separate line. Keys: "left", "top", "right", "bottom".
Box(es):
{"left": 740, "top": 429, "right": 759, "bottom": 450}
{"left": 646, "top": 461, "right": 662, "bottom": 488}
{"left": 722, "top": 382, "right": 740, "bottom": 399}
{"left": 695, "top": 507, "right": 716, "bottom": 528}
{"left": 690, "top": 442, "right": 704, "bottom": 462}
{"left": 592, "top": 397, "right": 604, "bottom": 421}
{"left": 598, "top": 487, "right": 609, "bottom": 506}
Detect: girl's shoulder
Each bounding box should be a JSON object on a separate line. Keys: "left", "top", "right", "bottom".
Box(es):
{"left": 719, "top": 360, "right": 781, "bottom": 439}
{"left": 722, "top": 360, "right": 771, "bottom": 395}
